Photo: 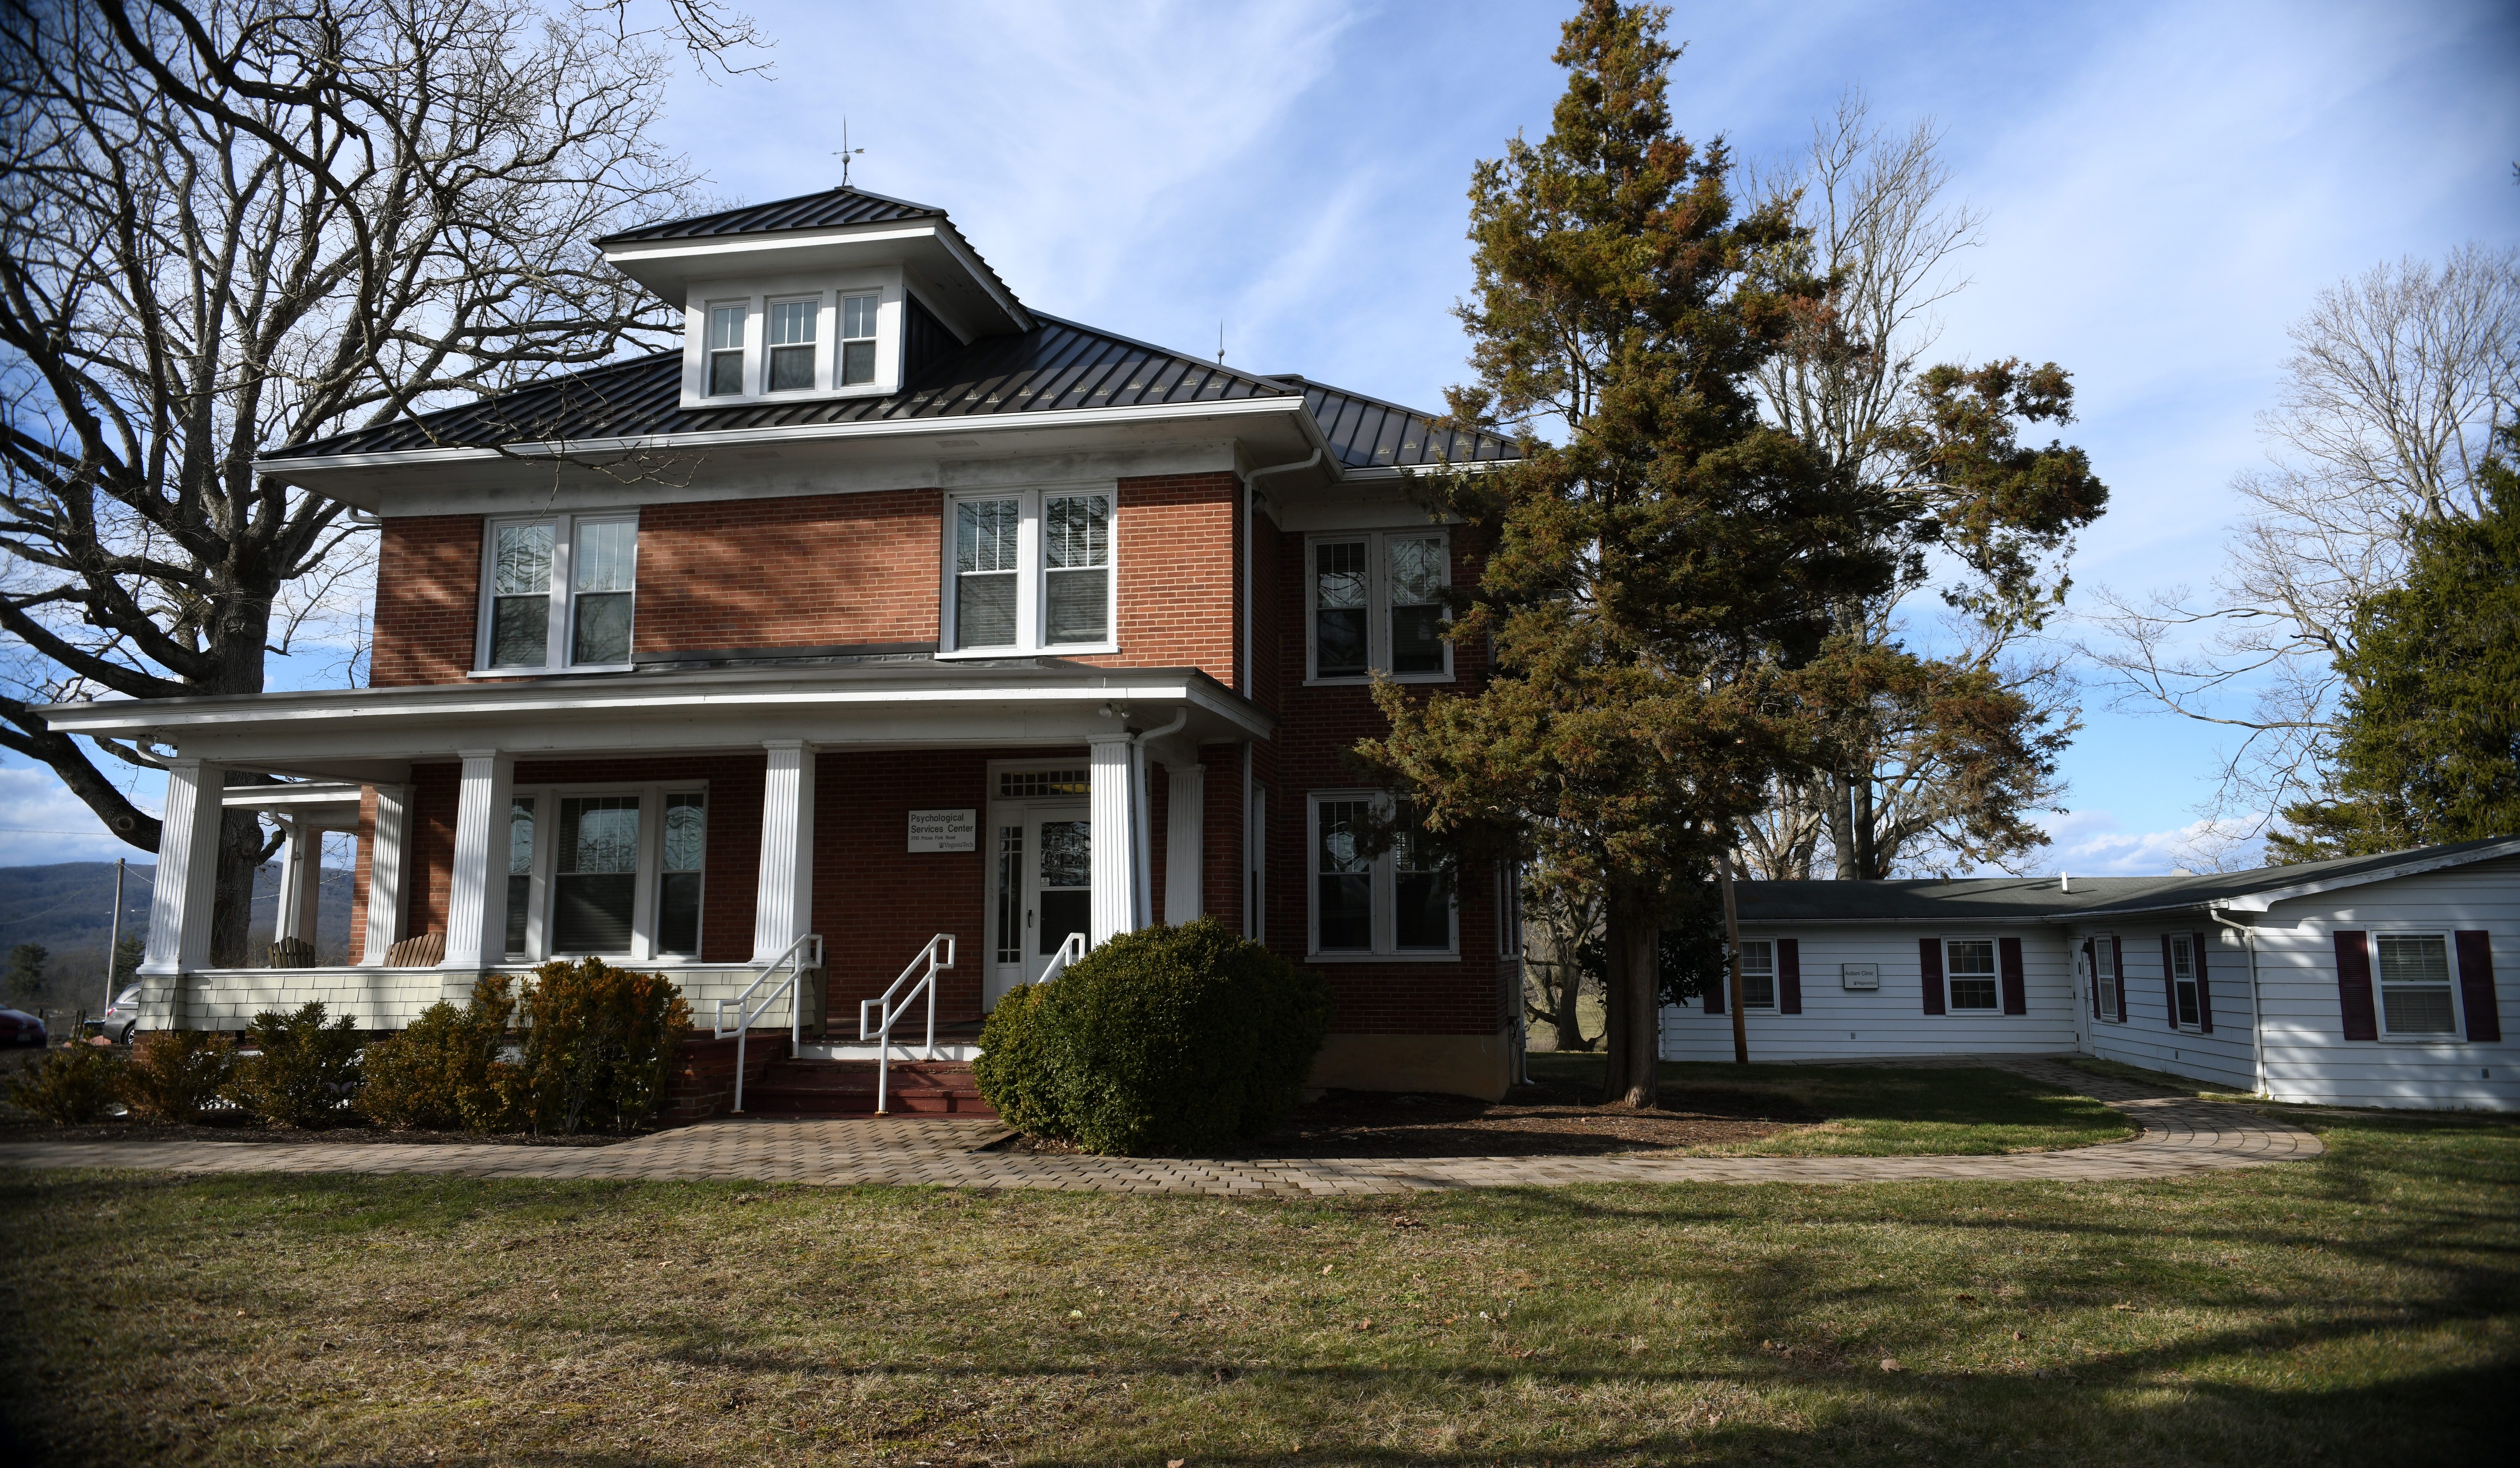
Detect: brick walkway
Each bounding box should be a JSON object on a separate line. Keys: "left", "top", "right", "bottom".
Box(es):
{"left": 0, "top": 1055, "right": 2320, "bottom": 1195}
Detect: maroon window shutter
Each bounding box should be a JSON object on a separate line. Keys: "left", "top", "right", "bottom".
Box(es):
{"left": 1920, "top": 937, "right": 1945, "bottom": 1015}
{"left": 2334, "top": 930, "right": 2378, "bottom": 1041}
{"left": 2193, "top": 931, "right": 2214, "bottom": 1033}
{"left": 2085, "top": 939, "right": 2099, "bottom": 1018}
{"left": 2455, "top": 931, "right": 2501, "bottom": 1042}
{"left": 1999, "top": 936, "right": 2027, "bottom": 1014}
{"left": 2161, "top": 933, "right": 2180, "bottom": 1029}
{"left": 2112, "top": 939, "right": 2128, "bottom": 1022}
{"left": 1778, "top": 938, "right": 1803, "bottom": 1014}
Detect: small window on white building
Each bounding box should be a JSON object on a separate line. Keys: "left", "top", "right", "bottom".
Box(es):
{"left": 2171, "top": 933, "right": 2202, "bottom": 1029}
{"left": 1308, "top": 793, "right": 1455, "bottom": 958}
{"left": 1739, "top": 939, "right": 1776, "bottom": 1009}
{"left": 706, "top": 302, "right": 746, "bottom": 396}
{"left": 766, "top": 298, "right": 817, "bottom": 391}
{"left": 840, "top": 291, "right": 880, "bottom": 385}
{"left": 482, "top": 513, "right": 637, "bottom": 672}
{"left": 945, "top": 490, "right": 1117, "bottom": 654}
{"left": 1307, "top": 531, "right": 1451, "bottom": 681}
{"left": 1945, "top": 938, "right": 1999, "bottom": 1011}
{"left": 2377, "top": 934, "right": 2459, "bottom": 1037}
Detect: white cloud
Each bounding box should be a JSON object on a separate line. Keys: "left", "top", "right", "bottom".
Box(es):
{"left": 2037, "top": 809, "right": 2270, "bottom": 878}
{"left": 0, "top": 759, "right": 160, "bottom": 868}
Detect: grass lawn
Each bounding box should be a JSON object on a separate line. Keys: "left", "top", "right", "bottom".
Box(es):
{"left": 6, "top": 1109, "right": 2514, "bottom": 1465}
{"left": 1525, "top": 1055, "right": 2136, "bottom": 1155}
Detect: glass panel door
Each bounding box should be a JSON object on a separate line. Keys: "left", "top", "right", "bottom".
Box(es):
{"left": 1030, "top": 809, "right": 1091, "bottom": 981}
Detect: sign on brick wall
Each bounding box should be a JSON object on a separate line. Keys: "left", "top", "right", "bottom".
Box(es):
{"left": 907, "top": 809, "right": 976, "bottom": 852}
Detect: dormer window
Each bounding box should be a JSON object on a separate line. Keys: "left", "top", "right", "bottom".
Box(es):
{"left": 841, "top": 292, "right": 879, "bottom": 385}
{"left": 706, "top": 304, "right": 746, "bottom": 395}
{"left": 767, "top": 298, "right": 816, "bottom": 391}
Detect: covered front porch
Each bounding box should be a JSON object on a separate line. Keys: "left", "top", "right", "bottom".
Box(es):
{"left": 40, "top": 659, "right": 1269, "bottom": 1035}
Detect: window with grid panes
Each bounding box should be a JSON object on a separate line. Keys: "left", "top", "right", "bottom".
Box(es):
{"left": 955, "top": 499, "right": 1020, "bottom": 649}
{"left": 1308, "top": 793, "right": 1457, "bottom": 958}
{"left": 840, "top": 292, "right": 879, "bottom": 385}
{"left": 946, "top": 493, "right": 1117, "bottom": 653}
{"left": 767, "top": 298, "right": 816, "bottom": 391}
{"left": 1042, "top": 494, "right": 1110, "bottom": 644}
{"left": 1739, "top": 939, "right": 1776, "bottom": 1009}
{"left": 1308, "top": 531, "right": 1450, "bottom": 680}
{"left": 1944, "top": 938, "right": 1998, "bottom": 1011}
{"left": 504, "top": 798, "right": 535, "bottom": 958}
{"left": 656, "top": 793, "right": 705, "bottom": 955}
{"left": 706, "top": 303, "right": 746, "bottom": 395}
{"left": 552, "top": 795, "right": 639, "bottom": 953}
{"left": 2377, "top": 934, "right": 2459, "bottom": 1036}
{"left": 2171, "top": 933, "right": 2202, "bottom": 1028}
{"left": 1315, "top": 799, "right": 1374, "bottom": 952}
{"left": 483, "top": 514, "right": 636, "bottom": 671}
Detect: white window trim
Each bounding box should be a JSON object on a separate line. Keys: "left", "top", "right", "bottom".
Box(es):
{"left": 1738, "top": 938, "right": 1777, "bottom": 1011}
{"left": 2373, "top": 930, "right": 2468, "bottom": 1043}
{"left": 838, "top": 289, "right": 881, "bottom": 387}
{"left": 507, "top": 781, "right": 709, "bottom": 963}
{"left": 474, "top": 510, "right": 640, "bottom": 675}
{"left": 1304, "top": 789, "right": 1459, "bottom": 962}
{"left": 2169, "top": 932, "right": 2206, "bottom": 1034}
{"left": 704, "top": 299, "right": 751, "bottom": 397}
{"left": 1941, "top": 934, "right": 2001, "bottom": 1015}
{"left": 2090, "top": 933, "right": 2124, "bottom": 1024}
{"left": 680, "top": 275, "right": 901, "bottom": 408}
{"left": 761, "top": 292, "right": 827, "bottom": 396}
{"left": 1304, "top": 528, "right": 1454, "bottom": 685}
{"left": 937, "top": 486, "right": 1122, "bottom": 659}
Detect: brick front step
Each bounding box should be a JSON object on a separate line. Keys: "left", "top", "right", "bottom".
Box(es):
{"left": 739, "top": 1059, "right": 997, "bottom": 1118}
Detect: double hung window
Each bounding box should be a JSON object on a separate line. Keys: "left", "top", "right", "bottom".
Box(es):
{"left": 482, "top": 513, "right": 637, "bottom": 672}
{"left": 505, "top": 798, "right": 536, "bottom": 959}
{"left": 2170, "top": 934, "right": 2202, "bottom": 1028}
{"left": 946, "top": 489, "right": 1114, "bottom": 653}
{"left": 1308, "top": 531, "right": 1450, "bottom": 681}
{"left": 1308, "top": 793, "right": 1455, "bottom": 958}
{"left": 840, "top": 292, "right": 879, "bottom": 385}
{"left": 767, "top": 298, "right": 817, "bottom": 392}
{"left": 1944, "top": 938, "right": 1999, "bottom": 1011}
{"left": 1739, "top": 939, "right": 1776, "bottom": 1010}
{"left": 506, "top": 784, "right": 706, "bottom": 960}
{"left": 2377, "top": 934, "right": 2460, "bottom": 1037}
{"left": 706, "top": 303, "right": 746, "bottom": 395}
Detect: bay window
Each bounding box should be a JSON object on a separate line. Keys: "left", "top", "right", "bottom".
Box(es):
{"left": 1308, "top": 792, "right": 1456, "bottom": 958}
{"left": 1307, "top": 530, "right": 1450, "bottom": 682}
{"left": 944, "top": 488, "right": 1115, "bottom": 654}
{"left": 479, "top": 512, "right": 638, "bottom": 673}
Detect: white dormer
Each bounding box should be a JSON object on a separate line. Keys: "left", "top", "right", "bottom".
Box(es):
{"left": 594, "top": 188, "right": 1034, "bottom": 412}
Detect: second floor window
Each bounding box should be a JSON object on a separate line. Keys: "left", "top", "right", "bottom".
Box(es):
{"left": 767, "top": 298, "right": 816, "bottom": 391}
{"left": 1309, "top": 530, "right": 1450, "bottom": 681}
{"left": 483, "top": 513, "right": 637, "bottom": 672}
{"left": 707, "top": 303, "right": 746, "bottom": 395}
{"left": 841, "top": 292, "right": 879, "bottom": 385}
{"left": 947, "top": 490, "right": 1114, "bottom": 653}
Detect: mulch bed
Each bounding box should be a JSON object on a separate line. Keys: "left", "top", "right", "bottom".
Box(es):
{"left": 989, "top": 1074, "right": 1819, "bottom": 1159}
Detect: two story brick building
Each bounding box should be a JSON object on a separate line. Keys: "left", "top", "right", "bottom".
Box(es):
{"left": 42, "top": 186, "right": 1528, "bottom": 1099}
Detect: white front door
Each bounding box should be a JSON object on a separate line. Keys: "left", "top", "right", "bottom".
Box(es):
{"left": 984, "top": 803, "right": 1091, "bottom": 1009}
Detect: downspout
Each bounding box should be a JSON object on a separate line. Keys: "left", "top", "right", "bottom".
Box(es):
{"left": 1236, "top": 447, "right": 1323, "bottom": 699}
{"left": 2210, "top": 907, "right": 2268, "bottom": 1098}
{"left": 1132, "top": 708, "right": 1190, "bottom": 929}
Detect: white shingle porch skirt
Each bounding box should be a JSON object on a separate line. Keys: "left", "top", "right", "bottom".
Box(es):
{"left": 140, "top": 964, "right": 803, "bottom": 1033}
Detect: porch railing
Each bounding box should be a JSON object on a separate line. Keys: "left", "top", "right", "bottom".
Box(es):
{"left": 718, "top": 933, "right": 822, "bottom": 1116}
{"left": 860, "top": 933, "right": 956, "bottom": 1116}
{"left": 1038, "top": 930, "right": 1087, "bottom": 984}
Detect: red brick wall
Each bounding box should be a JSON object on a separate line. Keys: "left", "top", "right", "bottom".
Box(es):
{"left": 371, "top": 516, "right": 482, "bottom": 687}
{"left": 633, "top": 490, "right": 941, "bottom": 655}
{"left": 813, "top": 748, "right": 995, "bottom": 1023}
{"left": 349, "top": 786, "right": 378, "bottom": 964}
{"left": 1077, "top": 471, "right": 1238, "bottom": 684}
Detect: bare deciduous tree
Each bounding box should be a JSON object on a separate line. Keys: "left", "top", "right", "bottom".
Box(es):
{"left": 2085, "top": 245, "right": 2520, "bottom": 838}
{"left": 0, "top": 0, "right": 702, "bottom": 962}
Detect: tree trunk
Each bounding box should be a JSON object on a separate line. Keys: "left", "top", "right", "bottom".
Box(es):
{"left": 1851, "top": 773, "right": 1879, "bottom": 881}
{"left": 1601, "top": 910, "right": 1660, "bottom": 1109}
{"left": 1827, "top": 768, "right": 1860, "bottom": 880}
{"left": 1552, "top": 949, "right": 1591, "bottom": 1051}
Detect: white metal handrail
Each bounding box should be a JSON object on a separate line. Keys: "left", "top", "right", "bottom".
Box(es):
{"left": 718, "top": 933, "right": 822, "bottom": 1115}
{"left": 860, "top": 933, "right": 955, "bottom": 1115}
{"left": 1037, "top": 930, "right": 1087, "bottom": 984}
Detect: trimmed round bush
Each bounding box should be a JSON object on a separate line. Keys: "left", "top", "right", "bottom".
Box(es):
{"left": 123, "top": 1031, "right": 237, "bottom": 1123}
{"left": 355, "top": 974, "right": 519, "bottom": 1132}
{"left": 5, "top": 1042, "right": 123, "bottom": 1124}
{"left": 974, "top": 919, "right": 1331, "bottom": 1155}
{"left": 231, "top": 1002, "right": 364, "bottom": 1128}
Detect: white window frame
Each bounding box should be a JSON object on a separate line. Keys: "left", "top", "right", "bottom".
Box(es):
{"left": 704, "top": 300, "right": 750, "bottom": 397}
{"left": 1942, "top": 935, "right": 2000, "bottom": 1014}
{"left": 2090, "top": 933, "right": 2124, "bottom": 1024}
{"left": 2169, "top": 933, "right": 2204, "bottom": 1033}
{"left": 762, "top": 293, "right": 824, "bottom": 395}
{"left": 2374, "top": 931, "right": 2466, "bottom": 1042}
{"left": 474, "top": 510, "right": 639, "bottom": 675}
{"left": 1304, "top": 529, "right": 1453, "bottom": 685}
{"left": 1738, "top": 938, "right": 1777, "bottom": 1011}
{"left": 506, "top": 781, "right": 709, "bottom": 963}
{"left": 1304, "top": 790, "right": 1458, "bottom": 962}
{"left": 937, "top": 486, "right": 1120, "bottom": 658}
{"left": 838, "top": 290, "right": 880, "bottom": 386}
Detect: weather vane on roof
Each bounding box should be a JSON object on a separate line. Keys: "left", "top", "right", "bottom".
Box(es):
{"left": 834, "top": 118, "right": 865, "bottom": 189}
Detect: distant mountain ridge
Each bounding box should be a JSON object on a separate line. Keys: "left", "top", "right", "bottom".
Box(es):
{"left": 1, "top": 860, "right": 354, "bottom": 1010}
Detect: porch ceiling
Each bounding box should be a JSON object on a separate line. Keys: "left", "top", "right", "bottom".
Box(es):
{"left": 38, "top": 660, "right": 1268, "bottom": 778}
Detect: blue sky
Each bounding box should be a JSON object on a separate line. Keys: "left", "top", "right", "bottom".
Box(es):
{"left": 4, "top": 0, "right": 2516, "bottom": 874}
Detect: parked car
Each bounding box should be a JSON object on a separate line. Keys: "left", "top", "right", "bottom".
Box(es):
{"left": 0, "top": 1008, "right": 46, "bottom": 1047}
{"left": 87, "top": 986, "right": 143, "bottom": 1045}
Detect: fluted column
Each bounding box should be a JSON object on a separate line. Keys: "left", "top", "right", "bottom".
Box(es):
{"left": 441, "top": 750, "right": 516, "bottom": 971}
{"left": 1088, "top": 734, "right": 1143, "bottom": 945}
{"left": 751, "top": 741, "right": 818, "bottom": 963}
{"left": 140, "top": 757, "right": 225, "bottom": 986}
{"left": 361, "top": 783, "right": 412, "bottom": 964}
{"left": 1164, "top": 762, "right": 1204, "bottom": 924}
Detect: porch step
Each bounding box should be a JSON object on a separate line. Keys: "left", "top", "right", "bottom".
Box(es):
{"left": 796, "top": 1041, "right": 982, "bottom": 1063}
{"left": 740, "top": 1058, "right": 997, "bottom": 1118}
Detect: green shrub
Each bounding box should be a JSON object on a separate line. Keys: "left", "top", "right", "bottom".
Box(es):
{"left": 4, "top": 1043, "right": 123, "bottom": 1124}
{"left": 122, "top": 1031, "right": 237, "bottom": 1123}
{"left": 230, "top": 1002, "right": 364, "bottom": 1128}
{"left": 355, "top": 975, "right": 519, "bottom": 1132}
{"left": 999, "top": 919, "right": 1331, "bottom": 1155}
{"left": 514, "top": 957, "right": 691, "bottom": 1135}
{"left": 971, "top": 982, "right": 1067, "bottom": 1137}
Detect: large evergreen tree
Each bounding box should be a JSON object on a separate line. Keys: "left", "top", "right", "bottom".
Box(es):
{"left": 1358, "top": 1, "right": 1892, "bottom": 1106}
{"left": 2270, "top": 426, "right": 2520, "bottom": 860}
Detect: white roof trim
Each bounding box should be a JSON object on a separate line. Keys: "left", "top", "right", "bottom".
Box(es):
{"left": 2212, "top": 837, "right": 2520, "bottom": 912}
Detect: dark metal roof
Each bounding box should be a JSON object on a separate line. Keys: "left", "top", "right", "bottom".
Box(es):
{"left": 1735, "top": 837, "right": 2520, "bottom": 924}
{"left": 594, "top": 187, "right": 946, "bottom": 244}
{"left": 274, "top": 318, "right": 1520, "bottom": 471}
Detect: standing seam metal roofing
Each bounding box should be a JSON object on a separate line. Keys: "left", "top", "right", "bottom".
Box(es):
{"left": 591, "top": 187, "right": 947, "bottom": 243}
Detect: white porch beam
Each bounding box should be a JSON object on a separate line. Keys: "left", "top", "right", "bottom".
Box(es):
{"left": 361, "top": 783, "right": 412, "bottom": 964}
{"left": 441, "top": 750, "right": 516, "bottom": 971}
{"left": 1088, "top": 734, "right": 1144, "bottom": 945}
{"left": 1164, "top": 762, "right": 1204, "bottom": 924}
{"left": 750, "top": 741, "right": 817, "bottom": 963}
{"left": 141, "top": 758, "right": 225, "bottom": 986}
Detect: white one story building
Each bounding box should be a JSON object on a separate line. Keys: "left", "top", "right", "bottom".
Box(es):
{"left": 1663, "top": 837, "right": 2517, "bottom": 1111}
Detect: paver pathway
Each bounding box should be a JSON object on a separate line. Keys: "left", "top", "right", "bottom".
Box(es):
{"left": 0, "top": 1054, "right": 2319, "bottom": 1195}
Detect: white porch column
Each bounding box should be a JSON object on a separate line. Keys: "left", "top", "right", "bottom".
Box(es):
{"left": 361, "top": 783, "right": 411, "bottom": 964}
{"left": 441, "top": 750, "right": 516, "bottom": 971}
{"left": 1164, "top": 762, "right": 1204, "bottom": 924}
{"left": 1088, "top": 734, "right": 1144, "bottom": 944}
{"left": 141, "top": 758, "right": 225, "bottom": 985}
{"left": 272, "top": 817, "right": 307, "bottom": 944}
{"left": 751, "top": 740, "right": 817, "bottom": 963}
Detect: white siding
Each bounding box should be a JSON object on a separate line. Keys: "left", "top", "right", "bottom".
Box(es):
{"left": 158, "top": 963, "right": 794, "bottom": 1034}
{"left": 1659, "top": 924, "right": 2079, "bottom": 1062}
{"left": 2073, "top": 921, "right": 2258, "bottom": 1092}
